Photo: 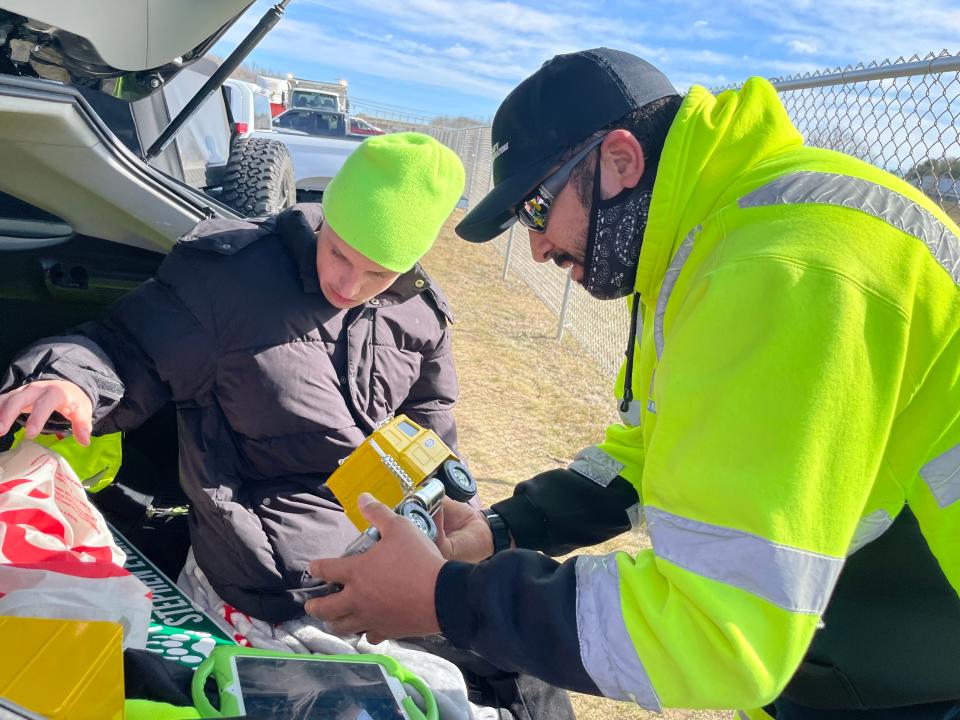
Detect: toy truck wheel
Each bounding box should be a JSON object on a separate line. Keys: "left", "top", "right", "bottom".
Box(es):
{"left": 400, "top": 503, "right": 438, "bottom": 542}
{"left": 437, "top": 459, "right": 477, "bottom": 503}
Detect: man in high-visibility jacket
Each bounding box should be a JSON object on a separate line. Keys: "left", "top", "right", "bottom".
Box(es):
{"left": 305, "top": 49, "right": 960, "bottom": 719}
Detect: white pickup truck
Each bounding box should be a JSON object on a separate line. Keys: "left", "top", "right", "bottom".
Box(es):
{"left": 225, "top": 80, "right": 362, "bottom": 201}
{"left": 257, "top": 129, "right": 360, "bottom": 201}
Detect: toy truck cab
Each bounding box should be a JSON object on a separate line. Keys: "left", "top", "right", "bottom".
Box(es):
{"left": 327, "top": 415, "right": 476, "bottom": 532}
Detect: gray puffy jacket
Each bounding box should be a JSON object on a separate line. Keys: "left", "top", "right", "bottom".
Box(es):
{"left": 3, "top": 204, "right": 458, "bottom": 622}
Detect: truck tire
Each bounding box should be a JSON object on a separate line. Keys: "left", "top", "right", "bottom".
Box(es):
{"left": 221, "top": 137, "right": 296, "bottom": 217}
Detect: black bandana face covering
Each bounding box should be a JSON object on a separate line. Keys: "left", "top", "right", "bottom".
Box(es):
{"left": 582, "top": 151, "right": 654, "bottom": 300}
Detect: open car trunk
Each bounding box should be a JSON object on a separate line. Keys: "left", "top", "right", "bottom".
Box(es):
{"left": 0, "top": 75, "right": 242, "bottom": 577}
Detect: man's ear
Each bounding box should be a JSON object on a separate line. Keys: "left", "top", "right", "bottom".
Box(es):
{"left": 600, "top": 129, "right": 645, "bottom": 194}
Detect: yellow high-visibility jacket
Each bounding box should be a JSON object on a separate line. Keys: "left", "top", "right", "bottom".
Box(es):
{"left": 579, "top": 78, "right": 960, "bottom": 710}
{"left": 436, "top": 78, "right": 960, "bottom": 715}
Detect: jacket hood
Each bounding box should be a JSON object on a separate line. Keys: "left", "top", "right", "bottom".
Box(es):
{"left": 636, "top": 78, "right": 804, "bottom": 302}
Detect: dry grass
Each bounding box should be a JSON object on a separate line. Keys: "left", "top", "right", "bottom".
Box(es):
{"left": 421, "top": 211, "right": 728, "bottom": 720}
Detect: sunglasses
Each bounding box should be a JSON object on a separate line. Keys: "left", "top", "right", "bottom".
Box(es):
{"left": 515, "top": 135, "right": 606, "bottom": 233}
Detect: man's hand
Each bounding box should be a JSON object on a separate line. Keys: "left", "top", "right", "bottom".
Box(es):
{"left": 305, "top": 493, "right": 446, "bottom": 643}
{"left": 434, "top": 496, "right": 494, "bottom": 562}
{"left": 0, "top": 380, "right": 93, "bottom": 445}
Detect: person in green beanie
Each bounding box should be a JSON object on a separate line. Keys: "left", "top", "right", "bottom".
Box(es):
{"left": 0, "top": 131, "right": 466, "bottom": 624}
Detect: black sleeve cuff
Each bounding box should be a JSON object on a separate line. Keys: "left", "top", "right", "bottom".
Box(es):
{"left": 491, "top": 468, "right": 639, "bottom": 556}
{"left": 435, "top": 560, "right": 476, "bottom": 649}
{"left": 2, "top": 332, "right": 126, "bottom": 427}
{"left": 491, "top": 492, "right": 549, "bottom": 551}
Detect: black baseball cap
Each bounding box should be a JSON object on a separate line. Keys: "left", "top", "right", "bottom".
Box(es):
{"left": 455, "top": 48, "right": 677, "bottom": 243}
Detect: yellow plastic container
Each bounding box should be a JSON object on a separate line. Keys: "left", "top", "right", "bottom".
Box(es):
{"left": 327, "top": 415, "right": 457, "bottom": 531}
{"left": 0, "top": 615, "right": 125, "bottom": 719}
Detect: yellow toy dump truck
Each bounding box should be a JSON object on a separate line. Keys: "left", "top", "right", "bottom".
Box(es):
{"left": 326, "top": 414, "right": 476, "bottom": 533}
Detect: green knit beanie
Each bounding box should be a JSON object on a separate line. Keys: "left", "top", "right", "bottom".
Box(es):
{"left": 322, "top": 132, "right": 465, "bottom": 272}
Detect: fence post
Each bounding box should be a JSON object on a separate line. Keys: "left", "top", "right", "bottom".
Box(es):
{"left": 557, "top": 272, "right": 574, "bottom": 341}
{"left": 502, "top": 225, "right": 515, "bottom": 280}
{"left": 465, "top": 127, "right": 483, "bottom": 207}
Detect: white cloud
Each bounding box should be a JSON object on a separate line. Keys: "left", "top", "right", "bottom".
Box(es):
{"left": 240, "top": 0, "right": 674, "bottom": 103}
{"left": 301, "top": 0, "right": 662, "bottom": 61}
{"left": 787, "top": 39, "right": 817, "bottom": 55}
{"left": 734, "top": 0, "right": 960, "bottom": 61}
{"left": 247, "top": 16, "right": 517, "bottom": 100}
{"left": 444, "top": 44, "right": 472, "bottom": 60}
{"left": 220, "top": 0, "right": 960, "bottom": 117}
{"left": 665, "top": 48, "right": 739, "bottom": 66}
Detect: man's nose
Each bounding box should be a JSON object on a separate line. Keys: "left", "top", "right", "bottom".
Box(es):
{"left": 528, "top": 231, "right": 553, "bottom": 263}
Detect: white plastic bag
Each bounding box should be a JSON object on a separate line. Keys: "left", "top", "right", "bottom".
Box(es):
{"left": 0, "top": 440, "right": 152, "bottom": 648}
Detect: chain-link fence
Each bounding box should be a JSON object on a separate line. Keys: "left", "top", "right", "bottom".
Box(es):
{"left": 742, "top": 50, "right": 960, "bottom": 227}
{"left": 424, "top": 50, "right": 960, "bottom": 378}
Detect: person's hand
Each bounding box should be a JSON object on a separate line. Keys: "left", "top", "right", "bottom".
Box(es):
{"left": 434, "top": 496, "right": 494, "bottom": 562}
{"left": 0, "top": 380, "right": 93, "bottom": 445}
{"left": 305, "top": 493, "right": 446, "bottom": 643}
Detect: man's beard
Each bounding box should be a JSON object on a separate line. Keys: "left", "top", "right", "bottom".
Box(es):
{"left": 581, "top": 154, "right": 655, "bottom": 301}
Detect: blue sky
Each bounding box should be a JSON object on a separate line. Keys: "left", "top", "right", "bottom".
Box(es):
{"left": 217, "top": 0, "right": 960, "bottom": 122}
